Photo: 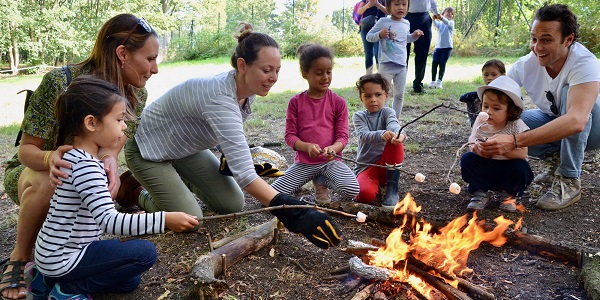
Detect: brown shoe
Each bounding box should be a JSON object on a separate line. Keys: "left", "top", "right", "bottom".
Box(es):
{"left": 115, "top": 170, "right": 143, "bottom": 208}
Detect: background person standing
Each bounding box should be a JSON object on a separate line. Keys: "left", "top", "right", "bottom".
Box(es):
{"left": 357, "top": 0, "right": 388, "bottom": 75}
{"left": 405, "top": 0, "right": 440, "bottom": 94}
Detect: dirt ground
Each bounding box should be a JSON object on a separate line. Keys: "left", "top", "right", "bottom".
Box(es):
{"left": 0, "top": 96, "right": 598, "bottom": 300}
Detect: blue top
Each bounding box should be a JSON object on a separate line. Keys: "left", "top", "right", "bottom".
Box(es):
{"left": 434, "top": 16, "right": 454, "bottom": 49}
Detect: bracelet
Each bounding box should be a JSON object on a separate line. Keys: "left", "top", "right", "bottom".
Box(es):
{"left": 512, "top": 134, "right": 518, "bottom": 149}
{"left": 43, "top": 151, "right": 53, "bottom": 168}
{"left": 100, "top": 154, "right": 112, "bottom": 161}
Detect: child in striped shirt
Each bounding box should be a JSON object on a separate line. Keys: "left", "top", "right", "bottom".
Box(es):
{"left": 29, "top": 76, "right": 198, "bottom": 300}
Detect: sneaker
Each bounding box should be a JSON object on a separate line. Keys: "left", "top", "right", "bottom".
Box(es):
{"left": 535, "top": 175, "right": 581, "bottom": 210}
{"left": 26, "top": 262, "right": 51, "bottom": 300}
{"left": 48, "top": 283, "right": 91, "bottom": 300}
{"left": 533, "top": 153, "right": 560, "bottom": 184}
{"left": 499, "top": 197, "right": 518, "bottom": 213}
{"left": 435, "top": 80, "right": 443, "bottom": 89}
{"left": 313, "top": 179, "right": 331, "bottom": 205}
{"left": 467, "top": 190, "right": 490, "bottom": 211}
{"left": 428, "top": 81, "right": 437, "bottom": 88}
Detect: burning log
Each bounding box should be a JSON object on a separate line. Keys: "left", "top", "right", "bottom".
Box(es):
{"left": 341, "top": 240, "right": 496, "bottom": 299}
{"left": 405, "top": 256, "right": 495, "bottom": 300}
{"left": 331, "top": 201, "right": 600, "bottom": 268}
{"left": 348, "top": 256, "right": 473, "bottom": 300}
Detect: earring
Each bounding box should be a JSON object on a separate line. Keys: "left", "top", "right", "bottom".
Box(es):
{"left": 121, "top": 63, "right": 124, "bottom": 69}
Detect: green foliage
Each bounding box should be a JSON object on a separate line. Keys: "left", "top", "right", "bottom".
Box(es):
{"left": 169, "top": 30, "right": 235, "bottom": 62}
{"left": 331, "top": 34, "right": 363, "bottom": 57}
{"left": 1, "top": 0, "right": 599, "bottom": 73}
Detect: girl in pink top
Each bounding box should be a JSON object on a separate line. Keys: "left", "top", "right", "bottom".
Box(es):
{"left": 272, "top": 44, "right": 359, "bottom": 204}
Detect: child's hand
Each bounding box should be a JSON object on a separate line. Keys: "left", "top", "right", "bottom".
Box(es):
{"left": 391, "top": 133, "right": 406, "bottom": 145}
{"left": 165, "top": 212, "right": 199, "bottom": 232}
{"left": 379, "top": 28, "right": 389, "bottom": 39}
{"left": 306, "top": 143, "right": 322, "bottom": 158}
{"left": 322, "top": 146, "right": 336, "bottom": 161}
{"left": 412, "top": 29, "right": 424, "bottom": 39}
{"left": 381, "top": 130, "right": 396, "bottom": 142}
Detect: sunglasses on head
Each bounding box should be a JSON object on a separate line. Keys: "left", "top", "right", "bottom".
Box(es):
{"left": 120, "top": 17, "right": 153, "bottom": 46}
{"left": 545, "top": 91, "right": 559, "bottom": 115}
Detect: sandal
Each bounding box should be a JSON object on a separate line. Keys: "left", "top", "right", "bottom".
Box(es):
{"left": 0, "top": 260, "right": 28, "bottom": 300}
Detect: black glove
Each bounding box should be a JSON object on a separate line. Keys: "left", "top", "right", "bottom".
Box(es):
{"left": 269, "top": 193, "right": 342, "bottom": 249}
{"left": 219, "top": 154, "right": 284, "bottom": 177}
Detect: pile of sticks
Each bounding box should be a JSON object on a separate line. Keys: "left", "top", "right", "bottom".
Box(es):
{"left": 333, "top": 240, "right": 495, "bottom": 300}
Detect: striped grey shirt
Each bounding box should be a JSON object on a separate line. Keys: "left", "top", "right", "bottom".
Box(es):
{"left": 35, "top": 149, "right": 165, "bottom": 276}
{"left": 135, "top": 70, "right": 259, "bottom": 188}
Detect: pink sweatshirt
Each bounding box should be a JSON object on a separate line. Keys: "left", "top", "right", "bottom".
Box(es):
{"left": 285, "top": 89, "right": 349, "bottom": 164}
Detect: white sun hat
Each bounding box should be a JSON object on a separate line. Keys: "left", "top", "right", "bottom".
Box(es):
{"left": 477, "top": 75, "right": 523, "bottom": 109}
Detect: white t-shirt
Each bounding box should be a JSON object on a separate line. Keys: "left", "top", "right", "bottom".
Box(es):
{"left": 507, "top": 42, "right": 600, "bottom": 116}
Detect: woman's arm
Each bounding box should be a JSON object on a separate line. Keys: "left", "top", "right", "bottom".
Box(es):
{"left": 19, "top": 133, "right": 72, "bottom": 186}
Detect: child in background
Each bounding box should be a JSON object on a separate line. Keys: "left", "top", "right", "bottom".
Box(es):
{"left": 353, "top": 74, "right": 406, "bottom": 208}
{"left": 460, "top": 76, "right": 533, "bottom": 212}
{"left": 367, "top": 0, "right": 423, "bottom": 118}
{"left": 29, "top": 76, "right": 198, "bottom": 300}
{"left": 460, "top": 59, "right": 506, "bottom": 126}
{"left": 272, "top": 44, "right": 359, "bottom": 205}
{"left": 429, "top": 7, "right": 455, "bottom": 89}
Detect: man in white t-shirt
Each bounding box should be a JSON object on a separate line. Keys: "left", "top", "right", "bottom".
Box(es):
{"left": 480, "top": 3, "right": 600, "bottom": 210}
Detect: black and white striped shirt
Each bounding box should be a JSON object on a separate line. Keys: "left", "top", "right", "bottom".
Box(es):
{"left": 35, "top": 149, "right": 165, "bottom": 276}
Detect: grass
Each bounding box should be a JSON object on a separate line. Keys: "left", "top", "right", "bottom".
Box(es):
{"left": 0, "top": 55, "right": 519, "bottom": 134}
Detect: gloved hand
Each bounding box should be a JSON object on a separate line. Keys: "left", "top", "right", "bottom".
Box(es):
{"left": 269, "top": 193, "right": 342, "bottom": 249}
{"left": 219, "top": 154, "right": 284, "bottom": 177}
{"left": 254, "top": 163, "right": 284, "bottom": 177}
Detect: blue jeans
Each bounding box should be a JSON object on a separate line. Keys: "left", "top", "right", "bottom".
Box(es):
{"left": 522, "top": 86, "right": 600, "bottom": 178}
{"left": 360, "top": 28, "right": 379, "bottom": 71}
{"left": 431, "top": 47, "right": 452, "bottom": 81}
{"left": 41, "top": 239, "right": 157, "bottom": 295}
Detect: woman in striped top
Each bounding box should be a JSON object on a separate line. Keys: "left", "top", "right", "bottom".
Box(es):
{"left": 126, "top": 23, "right": 342, "bottom": 250}
{"left": 30, "top": 76, "right": 198, "bottom": 300}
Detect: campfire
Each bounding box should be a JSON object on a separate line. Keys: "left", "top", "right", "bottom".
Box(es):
{"left": 345, "top": 193, "right": 521, "bottom": 299}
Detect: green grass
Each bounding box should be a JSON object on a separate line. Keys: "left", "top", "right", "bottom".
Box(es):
{"left": 0, "top": 55, "right": 518, "bottom": 134}
{"left": 0, "top": 124, "right": 19, "bottom": 135}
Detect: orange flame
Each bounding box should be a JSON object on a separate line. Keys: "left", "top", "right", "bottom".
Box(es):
{"left": 367, "top": 193, "right": 514, "bottom": 295}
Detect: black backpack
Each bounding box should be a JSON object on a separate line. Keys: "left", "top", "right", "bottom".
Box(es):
{"left": 14, "top": 66, "right": 72, "bottom": 147}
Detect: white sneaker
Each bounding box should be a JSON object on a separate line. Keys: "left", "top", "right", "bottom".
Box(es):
{"left": 435, "top": 80, "right": 443, "bottom": 89}
{"left": 428, "top": 81, "right": 437, "bottom": 89}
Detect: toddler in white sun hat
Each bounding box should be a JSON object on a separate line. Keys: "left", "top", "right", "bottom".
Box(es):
{"left": 459, "top": 76, "right": 533, "bottom": 213}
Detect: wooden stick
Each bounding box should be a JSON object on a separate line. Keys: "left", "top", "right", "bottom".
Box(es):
{"left": 351, "top": 283, "right": 375, "bottom": 300}
{"left": 406, "top": 256, "right": 495, "bottom": 300}
{"left": 197, "top": 204, "right": 358, "bottom": 221}
{"left": 405, "top": 263, "right": 473, "bottom": 300}
{"left": 330, "top": 265, "right": 351, "bottom": 275}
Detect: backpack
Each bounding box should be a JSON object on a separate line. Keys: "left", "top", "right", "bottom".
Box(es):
{"left": 353, "top": 1, "right": 363, "bottom": 25}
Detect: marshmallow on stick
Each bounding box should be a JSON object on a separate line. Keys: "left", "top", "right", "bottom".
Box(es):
{"left": 414, "top": 173, "right": 426, "bottom": 182}
{"left": 449, "top": 182, "right": 461, "bottom": 194}
{"left": 477, "top": 111, "right": 489, "bottom": 122}
{"left": 356, "top": 212, "right": 367, "bottom": 223}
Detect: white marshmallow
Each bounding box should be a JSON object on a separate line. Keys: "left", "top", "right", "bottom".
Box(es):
{"left": 477, "top": 111, "right": 489, "bottom": 121}
{"left": 356, "top": 212, "right": 367, "bottom": 223}
{"left": 414, "top": 173, "right": 426, "bottom": 182}
{"left": 449, "top": 182, "right": 461, "bottom": 194}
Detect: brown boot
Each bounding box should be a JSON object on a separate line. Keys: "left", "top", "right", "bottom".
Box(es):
{"left": 115, "top": 170, "right": 143, "bottom": 208}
